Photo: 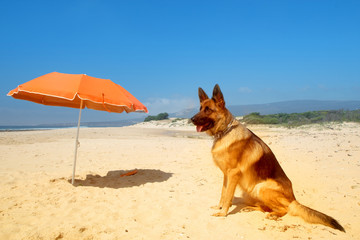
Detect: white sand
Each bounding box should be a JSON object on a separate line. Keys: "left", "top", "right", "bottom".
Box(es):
{"left": 0, "top": 120, "right": 359, "bottom": 239}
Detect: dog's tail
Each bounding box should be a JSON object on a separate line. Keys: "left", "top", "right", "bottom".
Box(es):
{"left": 288, "top": 200, "right": 345, "bottom": 232}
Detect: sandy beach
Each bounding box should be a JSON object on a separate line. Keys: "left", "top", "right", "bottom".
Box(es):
{"left": 0, "top": 120, "right": 359, "bottom": 240}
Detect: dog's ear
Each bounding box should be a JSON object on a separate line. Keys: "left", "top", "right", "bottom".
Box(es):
{"left": 198, "top": 87, "right": 209, "bottom": 103}
{"left": 212, "top": 84, "right": 225, "bottom": 108}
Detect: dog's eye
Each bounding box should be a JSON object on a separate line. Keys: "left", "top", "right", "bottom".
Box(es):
{"left": 205, "top": 106, "right": 213, "bottom": 113}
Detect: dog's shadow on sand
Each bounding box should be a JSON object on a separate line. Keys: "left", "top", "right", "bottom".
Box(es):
{"left": 70, "top": 169, "right": 173, "bottom": 189}
{"left": 228, "top": 197, "right": 255, "bottom": 215}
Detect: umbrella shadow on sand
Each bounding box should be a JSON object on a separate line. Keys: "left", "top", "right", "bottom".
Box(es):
{"left": 70, "top": 169, "right": 173, "bottom": 189}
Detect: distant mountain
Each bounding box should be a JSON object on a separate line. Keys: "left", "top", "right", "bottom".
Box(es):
{"left": 171, "top": 108, "right": 198, "bottom": 118}
{"left": 170, "top": 100, "right": 360, "bottom": 118}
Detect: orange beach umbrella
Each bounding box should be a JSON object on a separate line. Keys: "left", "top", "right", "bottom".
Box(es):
{"left": 8, "top": 72, "right": 148, "bottom": 184}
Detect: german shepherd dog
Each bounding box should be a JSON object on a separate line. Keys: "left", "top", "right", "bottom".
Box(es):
{"left": 191, "top": 84, "right": 345, "bottom": 232}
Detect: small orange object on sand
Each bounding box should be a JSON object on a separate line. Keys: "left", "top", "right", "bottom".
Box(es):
{"left": 120, "top": 170, "right": 138, "bottom": 177}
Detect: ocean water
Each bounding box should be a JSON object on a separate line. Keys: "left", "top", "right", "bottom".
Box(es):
{"left": 0, "top": 125, "right": 75, "bottom": 131}
{"left": 0, "top": 121, "right": 139, "bottom": 131}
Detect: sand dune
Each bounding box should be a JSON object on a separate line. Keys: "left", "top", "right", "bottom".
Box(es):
{"left": 0, "top": 120, "right": 359, "bottom": 239}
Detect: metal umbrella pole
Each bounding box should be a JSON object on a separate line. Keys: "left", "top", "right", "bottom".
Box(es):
{"left": 72, "top": 99, "right": 83, "bottom": 185}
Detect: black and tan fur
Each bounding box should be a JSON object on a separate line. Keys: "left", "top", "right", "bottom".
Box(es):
{"left": 191, "top": 84, "right": 345, "bottom": 232}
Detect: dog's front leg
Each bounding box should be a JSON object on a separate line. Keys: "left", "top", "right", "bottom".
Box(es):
{"left": 211, "top": 173, "right": 227, "bottom": 210}
{"left": 212, "top": 170, "right": 239, "bottom": 217}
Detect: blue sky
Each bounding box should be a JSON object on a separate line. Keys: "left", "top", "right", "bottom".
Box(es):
{"left": 1, "top": 0, "right": 359, "bottom": 125}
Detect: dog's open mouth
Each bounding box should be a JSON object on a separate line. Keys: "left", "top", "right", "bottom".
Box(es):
{"left": 196, "top": 122, "right": 213, "bottom": 132}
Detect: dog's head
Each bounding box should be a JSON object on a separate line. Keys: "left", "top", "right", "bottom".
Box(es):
{"left": 191, "top": 84, "right": 233, "bottom": 136}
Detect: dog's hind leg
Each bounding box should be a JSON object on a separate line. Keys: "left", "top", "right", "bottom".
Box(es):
{"left": 253, "top": 180, "right": 294, "bottom": 220}
{"left": 260, "top": 191, "right": 292, "bottom": 221}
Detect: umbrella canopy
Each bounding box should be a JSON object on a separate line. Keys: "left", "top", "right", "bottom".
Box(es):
{"left": 7, "top": 72, "right": 148, "bottom": 184}
{"left": 8, "top": 72, "right": 148, "bottom": 113}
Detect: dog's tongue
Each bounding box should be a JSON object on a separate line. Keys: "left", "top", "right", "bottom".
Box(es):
{"left": 196, "top": 125, "right": 203, "bottom": 132}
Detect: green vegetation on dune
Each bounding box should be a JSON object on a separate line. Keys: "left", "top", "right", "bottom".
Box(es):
{"left": 242, "top": 110, "right": 360, "bottom": 126}
{"left": 144, "top": 112, "right": 169, "bottom": 122}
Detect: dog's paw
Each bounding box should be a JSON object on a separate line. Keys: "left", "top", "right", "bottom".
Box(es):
{"left": 211, "top": 205, "right": 222, "bottom": 210}
{"left": 212, "top": 211, "right": 227, "bottom": 217}
{"left": 241, "top": 206, "right": 256, "bottom": 212}
{"left": 265, "top": 213, "right": 281, "bottom": 221}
